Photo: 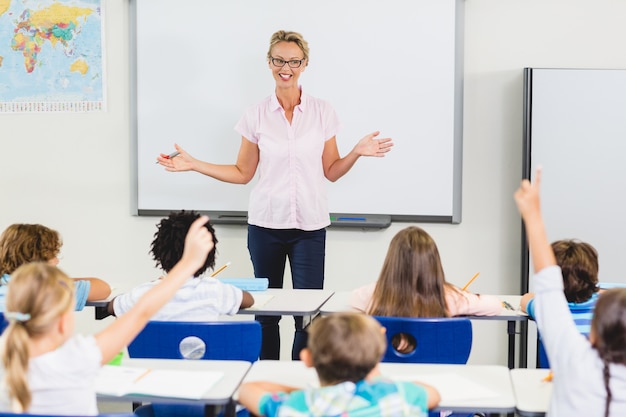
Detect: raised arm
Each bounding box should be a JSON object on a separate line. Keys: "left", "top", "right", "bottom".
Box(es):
{"left": 94, "top": 216, "right": 214, "bottom": 364}
{"left": 322, "top": 132, "right": 393, "bottom": 182}
{"left": 156, "top": 140, "right": 259, "bottom": 184}
{"left": 513, "top": 168, "right": 556, "bottom": 272}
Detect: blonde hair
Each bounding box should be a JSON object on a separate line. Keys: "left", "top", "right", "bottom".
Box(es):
{"left": 367, "top": 226, "right": 451, "bottom": 317}
{"left": 267, "top": 30, "right": 310, "bottom": 62}
{"left": 307, "top": 313, "right": 386, "bottom": 385}
{"left": 0, "top": 224, "right": 62, "bottom": 276}
{"left": 1, "top": 263, "right": 74, "bottom": 412}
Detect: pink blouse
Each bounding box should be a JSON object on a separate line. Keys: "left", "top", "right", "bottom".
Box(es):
{"left": 235, "top": 89, "right": 341, "bottom": 231}
{"left": 349, "top": 282, "right": 503, "bottom": 316}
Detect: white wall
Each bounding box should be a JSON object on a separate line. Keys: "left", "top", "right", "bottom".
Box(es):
{"left": 3, "top": 0, "right": 626, "bottom": 365}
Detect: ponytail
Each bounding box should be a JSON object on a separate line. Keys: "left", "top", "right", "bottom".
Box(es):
{"left": 1, "top": 324, "right": 32, "bottom": 411}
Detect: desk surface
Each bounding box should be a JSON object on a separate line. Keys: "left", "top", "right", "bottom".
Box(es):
{"left": 97, "top": 358, "right": 251, "bottom": 406}
{"left": 238, "top": 289, "right": 334, "bottom": 316}
{"left": 240, "top": 360, "right": 516, "bottom": 414}
{"left": 320, "top": 291, "right": 527, "bottom": 321}
{"left": 510, "top": 368, "right": 552, "bottom": 417}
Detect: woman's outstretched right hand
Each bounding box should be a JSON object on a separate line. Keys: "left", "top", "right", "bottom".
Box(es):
{"left": 156, "top": 143, "right": 196, "bottom": 172}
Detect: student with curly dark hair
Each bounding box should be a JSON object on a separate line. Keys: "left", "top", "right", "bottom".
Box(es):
{"left": 107, "top": 210, "right": 253, "bottom": 319}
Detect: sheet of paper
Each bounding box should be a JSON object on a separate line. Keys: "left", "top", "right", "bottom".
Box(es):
{"left": 96, "top": 365, "right": 223, "bottom": 399}
{"left": 395, "top": 372, "right": 499, "bottom": 402}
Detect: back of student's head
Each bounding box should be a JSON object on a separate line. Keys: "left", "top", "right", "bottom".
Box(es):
{"left": 0, "top": 224, "right": 61, "bottom": 276}
{"left": 150, "top": 210, "right": 217, "bottom": 277}
{"left": 552, "top": 239, "right": 599, "bottom": 303}
{"left": 590, "top": 288, "right": 626, "bottom": 417}
{"left": 367, "top": 226, "right": 448, "bottom": 318}
{"left": 1, "top": 262, "right": 74, "bottom": 412}
{"left": 307, "top": 313, "right": 386, "bottom": 385}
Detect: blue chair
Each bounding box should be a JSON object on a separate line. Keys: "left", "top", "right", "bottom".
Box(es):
{"left": 0, "top": 313, "right": 7, "bottom": 333}
{"left": 129, "top": 321, "right": 261, "bottom": 417}
{"left": 373, "top": 316, "right": 474, "bottom": 417}
{"left": 373, "top": 316, "right": 472, "bottom": 364}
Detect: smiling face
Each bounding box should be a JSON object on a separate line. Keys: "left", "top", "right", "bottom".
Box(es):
{"left": 269, "top": 41, "right": 307, "bottom": 90}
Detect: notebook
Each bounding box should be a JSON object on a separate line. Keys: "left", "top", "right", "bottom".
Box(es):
{"left": 95, "top": 365, "right": 223, "bottom": 399}
{"left": 219, "top": 278, "right": 269, "bottom": 291}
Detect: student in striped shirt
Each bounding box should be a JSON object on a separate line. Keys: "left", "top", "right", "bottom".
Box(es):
{"left": 238, "top": 312, "right": 440, "bottom": 417}
{"left": 521, "top": 239, "right": 602, "bottom": 366}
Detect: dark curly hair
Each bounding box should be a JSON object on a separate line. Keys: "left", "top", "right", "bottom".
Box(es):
{"left": 150, "top": 211, "right": 218, "bottom": 277}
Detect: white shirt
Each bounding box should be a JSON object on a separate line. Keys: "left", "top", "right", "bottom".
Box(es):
{"left": 534, "top": 265, "right": 626, "bottom": 417}
{"left": 113, "top": 276, "right": 243, "bottom": 320}
{"left": 0, "top": 335, "right": 101, "bottom": 415}
{"left": 235, "top": 89, "right": 341, "bottom": 231}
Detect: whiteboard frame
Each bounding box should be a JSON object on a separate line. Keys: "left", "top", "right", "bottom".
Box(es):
{"left": 130, "top": 0, "right": 465, "bottom": 225}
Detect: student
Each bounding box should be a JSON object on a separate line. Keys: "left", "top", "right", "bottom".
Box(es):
{"left": 515, "top": 168, "right": 626, "bottom": 417}
{"left": 350, "top": 226, "right": 502, "bottom": 318}
{"left": 0, "top": 216, "right": 215, "bottom": 414}
{"left": 107, "top": 210, "right": 254, "bottom": 319}
{"left": 0, "top": 223, "right": 111, "bottom": 311}
{"left": 238, "top": 312, "right": 440, "bottom": 417}
{"left": 521, "top": 239, "right": 601, "bottom": 335}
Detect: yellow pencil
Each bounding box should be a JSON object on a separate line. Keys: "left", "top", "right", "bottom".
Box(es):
{"left": 461, "top": 272, "right": 480, "bottom": 291}
{"left": 210, "top": 261, "right": 231, "bottom": 277}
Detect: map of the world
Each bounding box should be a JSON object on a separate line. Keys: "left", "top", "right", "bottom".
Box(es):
{"left": 0, "top": 0, "right": 104, "bottom": 112}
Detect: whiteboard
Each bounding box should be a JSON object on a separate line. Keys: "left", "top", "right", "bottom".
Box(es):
{"left": 132, "top": 0, "right": 464, "bottom": 224}
{"left": 522, "top": 68, "right": 626, "bottom": 289}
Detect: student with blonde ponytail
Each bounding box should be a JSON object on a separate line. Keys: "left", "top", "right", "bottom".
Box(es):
{"left": 515, "top": 168, "right": 626, "bottom": 417}
{"left": 0, "top": 216, "right": 214, "bottom": 415}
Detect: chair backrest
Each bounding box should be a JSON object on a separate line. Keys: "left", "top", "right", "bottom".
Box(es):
{"left": 127, "top": 321, "right": 262, "bottom": 362}
{"left": 373, "top": 316, "right": 472, "bottom": 364}
{"left": 0, "top": 313, "right": 7, "bottom": 334}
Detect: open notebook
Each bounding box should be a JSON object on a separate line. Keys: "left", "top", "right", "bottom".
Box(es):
{"left": 95, "top": 365, "right": 223, "bottom": 399}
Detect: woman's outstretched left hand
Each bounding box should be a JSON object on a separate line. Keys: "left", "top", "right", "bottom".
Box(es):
{"left": 355, "top": 131, "right": 394, "bottom": 157}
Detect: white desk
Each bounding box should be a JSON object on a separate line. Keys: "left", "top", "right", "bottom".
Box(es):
{"left": 510, "top": 368, "right": 552, "bottom": 417}
{"left": 97, "top": 358, "right": 251, "bottom": 417}
{"left": 239, "top": 288, "right": 334, "bottom": 327}
{"left": 240, "top": 360, "right": 516, "bottom": 414}
{"left": 88, "top": 288, "right": 335, "bottom": 322}
{"left": 319, "top": 291, "right": 528, "bottom": 369}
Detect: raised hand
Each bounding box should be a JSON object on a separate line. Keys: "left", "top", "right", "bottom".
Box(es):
{"left": 514, "top": 167, "right": 542, "bottom": 221}
{"left": 180, "top": 215, "right": 215, "bottom": 270}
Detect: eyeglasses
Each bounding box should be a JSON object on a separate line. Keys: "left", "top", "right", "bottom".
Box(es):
{"left": 270, "top": 57, "right": 305, "bottom": 68}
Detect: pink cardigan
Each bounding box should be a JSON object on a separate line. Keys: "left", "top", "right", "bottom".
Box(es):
{"left": 349, "top": 282, "right": 503, "bottom": 316}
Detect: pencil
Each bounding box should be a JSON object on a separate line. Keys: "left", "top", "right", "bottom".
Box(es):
{"left": 210, "top": 261, "right": 231, "bottom": 277}
{"left": 461, "top": 272, "right": 480, "bottom": 291}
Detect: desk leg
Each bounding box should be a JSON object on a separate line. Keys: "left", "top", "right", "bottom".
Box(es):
{"left": 507, "top": 320, "right": 516, "bottom": 369}
{"left": 222, "top": 400, "right": 237, "bottom": 417}
{"left": 95, "top": 306, "right": 111, "bottom": 320}
{"left": 204, "top": 405, "right": 217, "bottom": 417}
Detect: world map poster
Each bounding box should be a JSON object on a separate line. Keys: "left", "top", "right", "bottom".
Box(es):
{"left": 0, "top": 0, "right": 104, "bottom": 112}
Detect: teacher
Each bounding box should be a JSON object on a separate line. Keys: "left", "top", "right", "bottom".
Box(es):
{"left": 157, "top": 30, "right": 393, "bottom": 360}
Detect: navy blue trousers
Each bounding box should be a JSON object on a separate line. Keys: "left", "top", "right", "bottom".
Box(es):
{"left": 247, "top": 225, "right": 326, "bottom": 360}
